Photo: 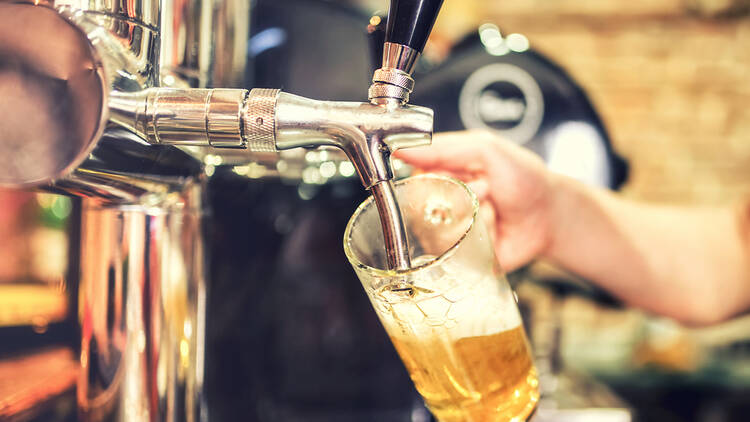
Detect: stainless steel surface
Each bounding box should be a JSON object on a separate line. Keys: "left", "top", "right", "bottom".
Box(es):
{"left": 57, "top": 1, "right": 160, "bottom": 90}
{"left": 208, "top": 89, "right": 250, "bottom": 147}
{"left": 243, "top": 88, "right": 280, "bottom": 152}
{"left": 366, "top": 40, "right": 427, "bottom": 268}
{"left": 0, "top": 0, "right": 167, "bottom": 188}
{"left": 368, "top": 65, "right": 416, "bottom": 105}
{"left": 77, "top": 185, "right": 206, "bottom": 422}
{"left": 0, "top": 2, "right": 108, "bottom": 187}
{"left": 373, "top": 68, "right": 415, "bottom": 92}
{"left": 368, "top": 42, "right": 420, "bottom": 105}
{"left": 368, "top": 83, "right": 412, "bottom": 104}
{"left": 370, "top": 180, "right": 411, "bottom": 270}
{"left": 109, "top": 87, "right": 433, "bottom": 189}
{"left": 0, "top": 0, "right": 252, "bottom": 190}
{"left": 0, "top": 1, "right": 432, "bottom": 195}
{"left": 381, "top": 42, "right": 420, "bottom": 74}
{"left": 109, "top": 88, "right": 248, "bottom": 148}
{"left": 160, "top": 0, "right": 249, "bottom": 88}
{"left": 50, "top": 129, "right": 205, "bottom": 204}
{"left": 274, "top": 92, "right": 432, "bottom": 189}
{"left": 55, "top": 0, "right": 160, "bottom": 27}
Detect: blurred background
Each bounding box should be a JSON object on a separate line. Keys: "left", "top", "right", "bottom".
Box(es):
{"left": 449, "top": 0, "right": 750, "bottom": 204}
{"left": 1, "top": 0, "right": 750, "bottom": 421}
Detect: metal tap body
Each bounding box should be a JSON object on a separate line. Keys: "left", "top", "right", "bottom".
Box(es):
{"left": 109, "top": 88, "right": 432, "bottom": 190}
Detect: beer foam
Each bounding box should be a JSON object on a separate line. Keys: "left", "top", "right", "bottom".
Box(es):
{"left": 376, "top": 272, "right": 522, "bottom": 341}
{"left": 446, "top": 279, "right": 522, "bottom": 338}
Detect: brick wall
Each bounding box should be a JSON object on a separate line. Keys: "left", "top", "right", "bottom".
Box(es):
{"left": 435, "top": 0, "right": 750, "bottom": 204}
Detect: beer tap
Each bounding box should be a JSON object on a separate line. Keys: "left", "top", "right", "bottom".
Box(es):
{"left": 105, "top": 84, "right": 431, "bottom": 271}
{"left": 106, "top": 0, "right": 445, "bottom": 270}
{"left": 369, "top": 0, "right": 444, "bottom": 107}
{"left": 119, "top": 0, "right": 441, "bottom": 268}
{"left": 0, "top": 0, "right": 443, "bottom": 196}
{"left": 367, "top": 0, "right": 445, "bottom": 269}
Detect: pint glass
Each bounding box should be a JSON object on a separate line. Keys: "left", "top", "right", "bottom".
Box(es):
{"left": 344, "top": 174, "right": 539, "bottom": 421}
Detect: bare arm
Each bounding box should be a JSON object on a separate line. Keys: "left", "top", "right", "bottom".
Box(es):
{"left": 396, "top": 130, "right": 750, "bottom": 325}
{"left": 548, "top": 176, "right": 750, "bottom": 325}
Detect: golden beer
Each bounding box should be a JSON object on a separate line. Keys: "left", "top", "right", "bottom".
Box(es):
{"left": 391, "top": 326, "right": 538, "bottom": 422}
{"left": 371, "top": 271, "right": 539, "bottom": 422}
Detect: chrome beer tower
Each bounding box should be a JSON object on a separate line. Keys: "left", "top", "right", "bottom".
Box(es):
{"left": 0, "top": 0, "right": 442, "bottom": 420}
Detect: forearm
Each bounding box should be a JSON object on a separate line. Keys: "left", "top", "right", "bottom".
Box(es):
{"left": 545, "top": 175, "right": 750, "bottom": 325}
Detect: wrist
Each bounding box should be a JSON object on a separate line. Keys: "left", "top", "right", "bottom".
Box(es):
{"left": 541, "top": 173, "right": 592, "bottom": 263}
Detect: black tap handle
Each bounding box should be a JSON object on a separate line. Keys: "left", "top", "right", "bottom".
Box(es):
{"left": 385, "top": 0, "right": 444, "bottom": 52}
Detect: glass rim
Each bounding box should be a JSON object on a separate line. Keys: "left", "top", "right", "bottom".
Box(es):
{"left": 343, "top": 173, "right": 480, "bottom": 277}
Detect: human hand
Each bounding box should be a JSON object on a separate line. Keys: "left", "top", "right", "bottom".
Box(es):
{"left": 394, "top": 130, "right": 555, "bottom": 271}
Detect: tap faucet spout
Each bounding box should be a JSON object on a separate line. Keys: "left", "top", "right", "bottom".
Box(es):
{"left": 109, "top": 88, "right": 433, "bottom": 190}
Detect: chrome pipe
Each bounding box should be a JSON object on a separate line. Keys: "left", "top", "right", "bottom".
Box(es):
{"left": 108, "top": 88, "right": 433, "bottom": 189}
{"left": 371, "top": 180, "right": 412, "bottom": 270}
{"left": 77, "top": 184, "right": 206, "bottom": 422}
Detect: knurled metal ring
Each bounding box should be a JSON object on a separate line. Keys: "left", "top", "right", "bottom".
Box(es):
{"left": 368, "top": 83, "right": 410, "bottom": 103}
{"left": 372, "top": 68, "right": 415, "bottom": 92}
{"left": 243, "top": 88, "right": 280, "bottom": 152}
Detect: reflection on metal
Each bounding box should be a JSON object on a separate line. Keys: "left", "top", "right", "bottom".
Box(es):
{"left": 60, "top": 2, "right": 160, "bottom": 90}
{"left": 368, "top": 42, "right": 419, "bottom": 105}
{"left": 77, "top": 186, "right": 205, "bottom": 422}
{"left": 0, "top": 2, "right": 211, "bottom": 421}
{"left": 381, "top": 41, "right": 420, "bottom": 74}
{"left": 109, "top": 89, "right": 249, "bottom": 148}
{"left": 366, "top": 14, "right": 447, "bottom": 269}
{"left": 371, "top": 180, "right": 412, "bottom": 270}
{"left": 161, "top": 0, "right": 249, "bottom": 88}
{"left": 0, "top": 3, "right": 108, "bottom": 187}
{"left": 272, "top": 92, "right": 431, "bottom": 189}
{"left": 0, "top": 1, "right": 433, "bottom": 196}
{"left": 109, "top": 88, "right": 432, "bottom": 189}
{"left": 55, "top": 0, "right": 160, "bottom": 28}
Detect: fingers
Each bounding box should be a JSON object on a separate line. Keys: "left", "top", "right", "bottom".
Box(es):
{"left": 466, "top": 178, "right": 489, "bottom": 200}
{"left": 394, "top": 130, "right": 496, "bottom": 173}
{"left": 478, "top": 200, "right": 497, "bottom": 244}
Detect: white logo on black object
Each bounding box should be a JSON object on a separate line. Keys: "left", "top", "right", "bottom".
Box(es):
{"left": 459, "top": 63, "right": 544, "bottom": 145}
